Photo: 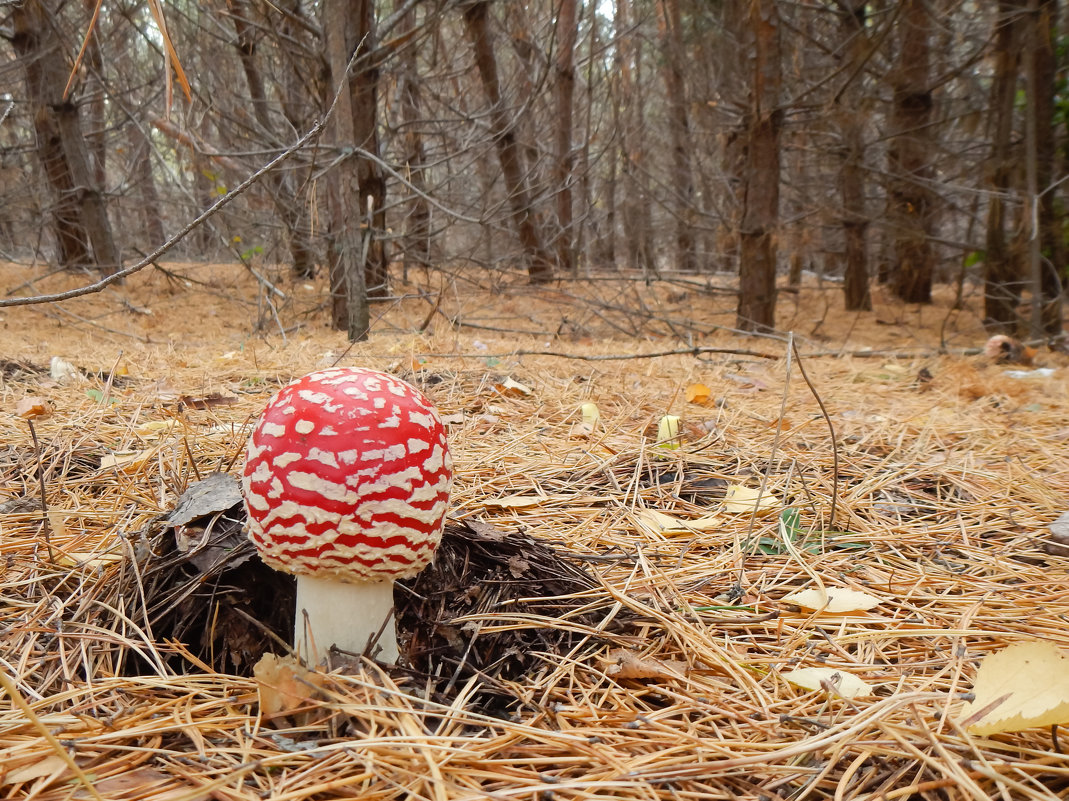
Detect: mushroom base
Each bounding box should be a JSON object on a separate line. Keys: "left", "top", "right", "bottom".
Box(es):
{"left": 294, "top": 575, "right": 399, "bottom": 664}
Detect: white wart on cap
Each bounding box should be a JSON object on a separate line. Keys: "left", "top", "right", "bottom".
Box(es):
{"left": 242, "top": 367, "right": 453, "bottom": 663}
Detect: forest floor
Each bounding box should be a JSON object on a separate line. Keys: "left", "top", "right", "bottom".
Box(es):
{"left": 1, "top": 259, "right": 1069, "bottom": 800}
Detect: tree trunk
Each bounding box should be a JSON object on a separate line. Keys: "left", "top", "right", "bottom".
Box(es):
{"left": 462, "top": 1, "right": 554, "bottom": 283}
{"left": 1031, "top": 0, "right": 1064, "bottom": 335}
{"left": 657, "top": 0, "right": 696, "bottom": 273}
{"left": 229, "top": 0, "right": 317, "bottom": 279}
{"left": 553, "top": 0, "right": 577, "bottom": 276}
{"left": 191, "top": 146, "right": 216, "bottom": 254}
{"left": 127, "top": 123, "right": 166, "bottom": 247}
{"left": 575, "top": 11, "right": 599, "bottom": 274}
{"left": 323, "top": 0, "right": 370, "bottom": 341}
{"left": 621, "top": 6, "right": 656, "bottom": 277}
{"left": 12, "top": 0, "right": 120, "bottom": 274}
{"left": 396, "top": 0, "right": 432, "bottom": 282}
{"left": 348, "top": 0, "right": 389, "bottom": 300}
{"left": 984, "top": 0, "right": 1024, "bottom": 332}
{"left": 837, "top": 1, "right": 872, "bottom": 312}
{"left": 736, "top": 0, "right": 782, "bottom": 333}
{"left": 887, "top": 0, "right": 935, "bottom": 304}
{"left": 83, "top": 0, "right": 106, "bottom": 189}
{"left": 615, "top": 0, "right": 644, "bottom": 273}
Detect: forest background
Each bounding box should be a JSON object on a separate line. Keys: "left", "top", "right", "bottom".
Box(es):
{"left": 1, "top": 0, "right": 1066, "bottom": 342}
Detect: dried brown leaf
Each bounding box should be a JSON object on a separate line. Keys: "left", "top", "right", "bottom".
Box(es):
{"left": 604, "top": 649, "right": 688, "bottom": 680}
{"left": 15, "top": 397, "right": 52, "bottom": 420}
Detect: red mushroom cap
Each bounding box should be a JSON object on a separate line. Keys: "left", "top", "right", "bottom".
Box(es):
{"left": 242, "top": 368, "right": 453, "bottom": 582}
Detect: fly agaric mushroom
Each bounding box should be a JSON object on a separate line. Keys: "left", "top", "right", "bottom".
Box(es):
{"left": 241, "top": 367, "right": 452, "bottom": 664}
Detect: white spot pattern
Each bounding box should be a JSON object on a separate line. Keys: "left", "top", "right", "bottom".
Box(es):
{"left": 258, "top": 422, "right": 287, "bottom": 438}
{"left": 242, "top": 367, "right": 453, "bottom": 581}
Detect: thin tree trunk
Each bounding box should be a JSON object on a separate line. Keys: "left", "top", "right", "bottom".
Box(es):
{"left": 12, "top": 0, "right": 120, "bottom": 274}
{"left": 29, "top": 104, "right": 91, "bottom": 268}
{"left": 736, "top": 0, "right": 782, "bottom": 333}
{"left": 396, "top": 0, "right": 432, "bottom": 282}
{"left": 229, "top": 0, "right": 317, "bottom": 279}
{"left": 629, "top": 27, "right": 655, "bottom": 275}
{"left": 984, "top": 0, "right": 1024, "bottom": 332}
{"left": 657, "top": 0, "right": 696, "bottom": 273}
{"left": 274, "top": 0, "right": 322, "bottom": 131}
{"left": 127, "top": 124, "right": 165, "bottom": 247}
{"left": 615, "top": 0, "right": 644, "bottom": 273}
{"left": 554, "top": 0, "right": 577, "bottom": 276}
{"left": 1031, "top": 0, "right": 1064, "bottom": 335}
{"left": 348, "top": 0, "right": 389, "bottom": 300}
{"left": 887, "top": 0, "right": 935, "bottom": 303}
{"left": 602, "top": 128, "right": 617, "bottom": 269}
{"left": 83, "top": 0, "right": 106, "bottom": 189}
{"left": 323, "top": 0, "right": 370, "bottom": 340}
{"left": 837, "top": 1, "right": 871, "bottom": 312}
{"left": 576, "top": 10, "right": 598, "bottom": 275}
{"left": 192, "top": 149, "right": 216, "bottom": 254}
{"left": 55, "top": 105, "right": 121, "bottom": 272}
{"left": 462, "top": 1, "right": 554, "bottom": 283}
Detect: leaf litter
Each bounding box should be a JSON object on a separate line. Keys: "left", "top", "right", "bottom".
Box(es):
{"left": 1, "top": 264, "right": 1069, "bottom": 798}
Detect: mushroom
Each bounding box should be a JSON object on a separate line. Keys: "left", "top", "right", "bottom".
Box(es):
{"left": 241, "top": 367, "right": 453, "bottom": 664}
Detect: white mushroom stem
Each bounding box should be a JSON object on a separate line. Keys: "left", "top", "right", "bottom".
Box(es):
{"left": 294, "top": 575, "right": 399, "bottom": 665}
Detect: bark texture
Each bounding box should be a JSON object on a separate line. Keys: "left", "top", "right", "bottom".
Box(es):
{"left": 229, "top": 0, "right": 317, "bottom": 279}
{"left": 323, "top": 0, "right": 370, "bottom": 341}
{"left": 1031, "top": 0, "right": 1064, "bottom": 335}
{"left": 657, "top": 0, "right": 695, "bottom": 273}
{"left": 837, "top": 0, "right": 871, "bottom": 312}
{"left": 554, "top": 0, "right": 578, "bottom": 276}
{"left": 887, "top": 0, "right": 935, "bottom": 304}
{"left": 12, "top": 0, "right": 120, "bottom": 274}
{"left": 347, "top": 0, "right": 389, "bottom": 300}
{"left": 736, "top": 0, "right": 783, "bottom": 333}
{"left": 462, "top": 1, "right": 554, "bottom": 283}
{"left": 396, "top": 0, "right": 432, "bottom": 280}
{"left": 984, "top": 0, "right": 1024, "bottom": 332}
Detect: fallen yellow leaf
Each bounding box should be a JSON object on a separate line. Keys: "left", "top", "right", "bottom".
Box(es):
{"left": 782, "top": 587, "right": 883, "bottom": 613}
{"left": 101, "top": 450, "right": 151, "bottom": 472}
{"left": 581, "top": 402, "right": 600, "bottom": 427}
{"left": 959, "top": 641, "right": 1069, "bottom": 736}
{"left": 495, "top": 377, "right": 534, "bottom": 397}
{"left": 723, "top": 484, "right": 779, "bottom": 514}
{"left": 635, "top": 509, "right": 721, "bottom": 536}
{"left": 782, "top": 667, "right": 873, "bottom": 699}
{"left": 55, "top": 551, "right": 123, "bottom": 569}
{"left": 136, "top": 420, "right": 179, "bottom": 438}
{"left": 483, "top": 495, "right": 544, "bottom": 510}
{"left": 656, "top": 415, "right": 681, "bottom": 449}
{"left": 3, "top": 754, "right": 69, "bottom": 786}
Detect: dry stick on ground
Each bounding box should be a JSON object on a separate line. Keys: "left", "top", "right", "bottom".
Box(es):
{"left": 514, "top": 346, "right": 782, "bottom": 361}
{"left": 100, "top": 349, "right": 123, "bottom": 407}
{"left": 506, "top": 345, "right": 983, "bottom": 361}
{"left": 24, "top": 418, "right": 53, "bottom": 563}
{"left": 736, "top": 332, "right": 840, "bottom": 593}
{"left": 791, "top": 336, "right": 840, "bottom": 530}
